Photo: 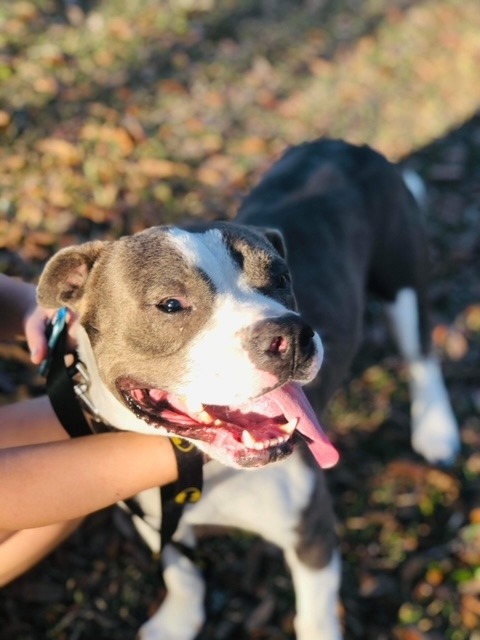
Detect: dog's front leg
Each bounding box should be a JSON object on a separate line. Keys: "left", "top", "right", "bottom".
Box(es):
{"left": 285, "top": 548, "right": 342, "bottom": 640}
{"left": 137, "top": 543, "right": 205, "bottom": 640}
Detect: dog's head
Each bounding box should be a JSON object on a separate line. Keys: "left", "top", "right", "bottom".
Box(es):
{"left": 38, "top": 222, "right": 338, "bottom": 469}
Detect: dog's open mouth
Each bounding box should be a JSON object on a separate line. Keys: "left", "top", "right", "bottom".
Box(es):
{"left": 118, "top": 379, "right": 339, "bottom": 469}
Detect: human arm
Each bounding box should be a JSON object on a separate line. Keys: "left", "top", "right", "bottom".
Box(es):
{"left": 0, "top": 398, "right": 178, "bottom": 532}
{"left": 0, "top": 274, "right": 53, "bottom": 364}
{"left": 0, "top": 278, "right": 179, "bottom": 531}
{"left": 0, "top": 274, "right": 38, "bottom": 343}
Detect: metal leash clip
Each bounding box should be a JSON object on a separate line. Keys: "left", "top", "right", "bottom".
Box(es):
{"left": 72, "top": 360, "right": 102, "bottom": 420}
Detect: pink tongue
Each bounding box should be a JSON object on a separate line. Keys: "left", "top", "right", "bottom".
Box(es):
{"left": 275, "top": 382, "right": 339, "bottom": 469}
{"left": 249, "top": 382, "right": 339, "bottom": 469}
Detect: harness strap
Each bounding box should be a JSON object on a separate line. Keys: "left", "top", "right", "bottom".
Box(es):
{"left": 160, "top": 437, "right": 203, "bottom": 544}
{"left": 44, "top": 313, "right": 92, "bottom": 438}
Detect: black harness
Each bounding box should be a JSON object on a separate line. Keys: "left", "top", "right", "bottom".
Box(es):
{"left": 42, "top": 309, "right": 204, "bottom": 551}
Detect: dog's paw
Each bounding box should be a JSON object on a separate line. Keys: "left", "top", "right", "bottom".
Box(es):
{"left": 411, "top": 401, "right": 460, "bottom": 466}
{"left": 408, "top": 356, "right": 460, "bottom": 466}
{"left": 137, "top": 544, "right": 206, "bottom": 640}
{"left": 137, "top": 620, "right": 198, "bottom": 640}
{"left": 137, "top": 607, "right": 204, "bottom": 640}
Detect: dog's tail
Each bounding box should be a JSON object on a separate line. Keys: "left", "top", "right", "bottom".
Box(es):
{"left": 402, "top": 168, "right": 428, "bottom": 212}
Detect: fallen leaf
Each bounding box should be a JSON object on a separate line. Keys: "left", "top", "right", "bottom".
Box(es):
{"left": 197, "top": 165, "right": 223, "bottom": 186}
{"left": 80, "top": 124, "right": 135, "bottom": 157}
{"left": 136, "top": 158, "right": 191, "bottom": 179}
{"left": 35, "top": 138, "right": 82, "bottom": 166}
{"left": 33, "top": 76, "right": 59, "bottom": 95}
{"left": 464, "top": 305, "right": 480, "bottom": 332}
{"left": 0, "top": 110, "right": 11, "bottom": 128}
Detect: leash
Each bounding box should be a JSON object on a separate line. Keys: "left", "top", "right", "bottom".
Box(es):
{"left": 41, "top": 309, "right": 204, "bottom": 549}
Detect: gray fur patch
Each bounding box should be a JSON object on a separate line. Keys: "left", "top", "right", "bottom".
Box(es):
{"left": 295, "top": 461, "right": 337, "bottom": 568}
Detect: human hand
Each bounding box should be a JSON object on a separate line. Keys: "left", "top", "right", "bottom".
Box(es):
{"left": 24, "top": 304, "right": 57, "bottom": 365}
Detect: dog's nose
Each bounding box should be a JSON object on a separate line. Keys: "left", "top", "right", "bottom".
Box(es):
{"left": 242, "top": 313, "right": 317, "bottom": 381}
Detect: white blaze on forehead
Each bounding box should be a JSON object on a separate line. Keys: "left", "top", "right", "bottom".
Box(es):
{"left": 168, "top": 227, "right": 299, "bottom": 405}
{"left": 169, "top": 227, "right": 263, "bottom": 293}
{"left": 168, "top": 227, "right": 286, "bottom": 309}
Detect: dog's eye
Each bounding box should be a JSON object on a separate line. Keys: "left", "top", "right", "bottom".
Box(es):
{"left": 156, "top": 298, "right": 185, "bottom": 313}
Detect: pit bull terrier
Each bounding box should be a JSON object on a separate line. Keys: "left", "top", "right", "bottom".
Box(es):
{"left": 37, "top": 218, "right": 342, "bottom": 638}
{"left": 37, "top": 138, "right": 459, "bottom": 640}
{"left": 137, "top": 140, "right": 459, "bottom": 640}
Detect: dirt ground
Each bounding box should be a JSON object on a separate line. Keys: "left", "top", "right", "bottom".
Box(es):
{"left": 1, "top": 1, "right": 480, "bottom": 639}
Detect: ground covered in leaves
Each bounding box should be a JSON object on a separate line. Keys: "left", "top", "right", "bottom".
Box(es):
{"left": 1, "top": 1, "right": 480, "bottom": 639}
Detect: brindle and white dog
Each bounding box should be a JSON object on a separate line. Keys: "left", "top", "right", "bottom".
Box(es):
{"left": 37, "top": 139, "right": 459, "bottom": 640}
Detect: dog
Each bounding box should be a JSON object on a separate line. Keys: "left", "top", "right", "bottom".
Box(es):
{"left": 37, "top": 139, "right": 460, "bottom": 640}
{"left": 37, "top": 217, "right": 342, "bottom": 638}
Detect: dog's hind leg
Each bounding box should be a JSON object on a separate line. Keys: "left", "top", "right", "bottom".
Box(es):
{"left": 137, "top": 542, "right": 206, "bottom": 640}
{"left": 385, "top": 287, "right": 460, "bottom": 465}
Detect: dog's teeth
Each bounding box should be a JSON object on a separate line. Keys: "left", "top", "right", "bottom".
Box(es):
{"left": 279, "top": 418, "right": 298, "bottom": 436}
{"left": 242, "top": 429, "right": 257, "bottom": 449}
{"left": 198, "top": 410, "right": 215, "bottom": 424}
{"left": 184, "top": 397, "right": 204, "bottom": 413}
{"left": 242, "top": 431, "right": 290, "bottom": 451}
{"left": 242, "top": 429, "right": 267, "bottom": 449}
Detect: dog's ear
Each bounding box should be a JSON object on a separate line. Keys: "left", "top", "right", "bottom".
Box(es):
{"left": 38, "top": 240, "right": 109, "bottom": 310}
{"left": 260, "top": 228, "right": 287, "bottom": 258}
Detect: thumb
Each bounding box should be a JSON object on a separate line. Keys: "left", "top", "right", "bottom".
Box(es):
{"left": 24, "top": 307, "right": 52, "bottom": 365}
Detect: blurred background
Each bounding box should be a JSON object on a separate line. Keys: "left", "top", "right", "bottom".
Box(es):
{"left": 1, "top": 1, "right": 480, "bottom": 638}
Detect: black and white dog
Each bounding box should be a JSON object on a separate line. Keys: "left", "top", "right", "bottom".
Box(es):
{"left": 38, "top": 139, "right": 459, "bottom": 640}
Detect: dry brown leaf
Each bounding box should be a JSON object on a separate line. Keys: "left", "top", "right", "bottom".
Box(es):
{"left": 393, "top": 626, "right": 429, "bottom": 640}
{"left": 46, "top": 187, "right": 72, "bottom": 208}
{"left": 425, "top": 567, "right": 445, "bottom": 586}
{"left": 33, "top": 76, "right": 59, "bottom": 95}
{"left": 232, "top": 136, "right": 267, "bottom": 155}
{"left": 203, "top": 90, "right": 226, "bottom": 108}
{"left": 0, "top": 110, "right": 11, "bottom": 128}
{"left": 80, "top": 124, "right": 135, "bottom": 157}
{"left": 464, "top": 305, "right": 480, "bottom": 332}
{"left": 2, "top": 154, "right": 26, "bottom": 171}
{"left": 136, "top": 158, "right": 191, "bottom": 179}
{"left": 13, "top": 1, "right": 38, "bottom": 21}
{"left": 460, "top": 594, "right": 480, "bottom": 629}
{"left": 108, "top": 17, "right": 134, "bottom": 40}
{"left": 158, "top": 79, "right": 189, "bottom": 96}
{"left": 35, "top": 138, "right": 82, "bottom": 166}
{"left": 432, "top": 324, "right": 450, "bottom": 348}
{"left": 92, "top": 183, "right": 118, "bottom": 208}
{"left": 470, "top": 508, "right": 480, "bottom": 525}
{"left": 197, "top": 166, "right": 223, "bottom": 186}
{"left": 444, "top": 330, "right": 469, "bottom": 360}
{"left": 82, "top": 204, "right": 112, "bottom": 224}
{"left": 121, "top": 115, "right": 146, "bottom": 143}
{"left": 0, "top": 220, "right": 24, "bottom": 249}
{"left": 94, "top": 50, "right": 116, "bottom": 68}
{"left": 16, "top": 201, "right": 44, "bottom": 227}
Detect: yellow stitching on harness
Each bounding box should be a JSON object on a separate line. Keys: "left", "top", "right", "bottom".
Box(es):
{"left": 171, "top": 436, "right": 195, "bottom": 453}
{"left": 174, "top": 487, "right": 202, "bottom": 504}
